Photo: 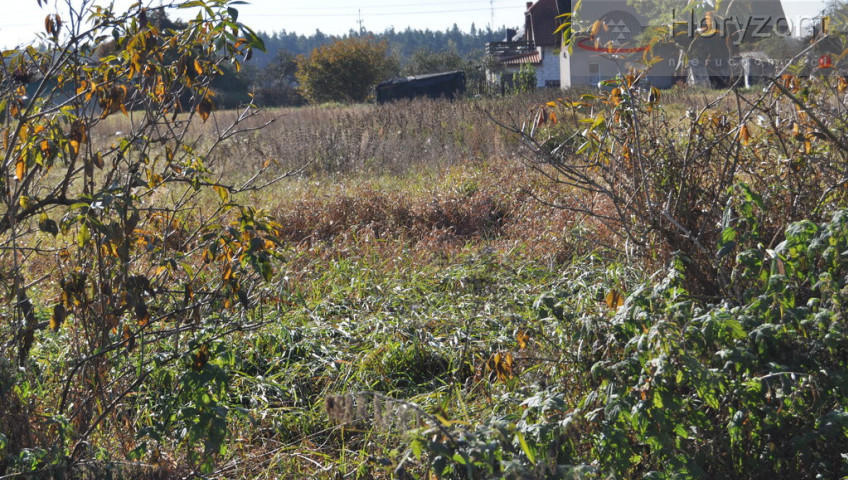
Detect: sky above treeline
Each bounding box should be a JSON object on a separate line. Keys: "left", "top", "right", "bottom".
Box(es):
{"left": 0, "top": 0, "right": 829, "bottom": 48}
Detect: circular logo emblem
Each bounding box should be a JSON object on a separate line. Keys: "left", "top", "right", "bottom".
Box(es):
{"left": 576, "top": 10, "right": 648, "bottom": 54}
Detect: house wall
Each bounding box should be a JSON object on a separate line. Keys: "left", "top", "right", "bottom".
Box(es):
{"left": 560, "top": 49, "right": 625, "bottom": 87}
{"left": 560, "top": 46, "right": 677, "bottom": 88}
{"left": 486, "top": 46, "right": 561, "bottom": 90}
{"left": 536, "top": 46, "right": 561, "bottom": 87}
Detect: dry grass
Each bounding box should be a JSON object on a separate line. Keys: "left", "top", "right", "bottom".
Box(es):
{"left": 91, "top": 91, "right": 554, "bottom": 178}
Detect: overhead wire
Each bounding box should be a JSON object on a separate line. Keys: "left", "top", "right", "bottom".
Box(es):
{"left": 256, "top": 6, "right": 518, "bottom": 18}
{"left": 278, "top": 0, "right": 513, "bottom": 9}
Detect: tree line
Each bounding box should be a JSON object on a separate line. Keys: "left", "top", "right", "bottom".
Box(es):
{"left": 230, "top": 25, "right": 509, "bottom": 107}
{"left": 253, "top": 23, "right": 504, "bottom": 66}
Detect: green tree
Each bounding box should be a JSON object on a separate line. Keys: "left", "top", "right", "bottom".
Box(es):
{"left": 513, "top": 63, "right": 537, "bottom": 93}
{"left": 295, "top": 36, "right": 398, "bottom": 103}
{"left": 242, "top": 49, "right": 304, "bottom": 106}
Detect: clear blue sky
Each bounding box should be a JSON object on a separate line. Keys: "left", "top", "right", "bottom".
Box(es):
{"left": 0, "top": 0, "right": 828, "bottom": 48}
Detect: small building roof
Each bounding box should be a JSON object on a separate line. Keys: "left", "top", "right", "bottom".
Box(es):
{"left": 378, "top": 70, "right": 466, "bottom": 86}
{"left": 499, "top": 50, "right": 542, "bottom": 65}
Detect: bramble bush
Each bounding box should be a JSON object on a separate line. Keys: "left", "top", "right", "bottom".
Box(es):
{"left": 510, "top": 67, "right": 848, "bottom": 296}
{"left": 0, "top": 0, "right": 290, "bottom": 476}
{"left": 398, "top": 21, "right": 848, "bottom": 480}
{"left": 408, "top": 209, "right": 848, "bottom": 478}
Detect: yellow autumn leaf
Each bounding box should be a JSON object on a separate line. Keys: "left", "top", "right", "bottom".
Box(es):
{"left": 136, "top": 303, "right": 150, "bottom": 327}
{"left": 50, "top": 304, "right": 66, "bottom": 331}
{"left": 610, "top": 88, "right": 622, "bottom": 106}
{"left": 213, "top": 184, "right": 229, "bottom": 203}
{"left": 649, "top": 86, "right": 661, "bottom": 103}
{"left": 197, "top": 95, "right": 213, "bottom": 122}
{"left": 15, "top": 158, "right": 26, "bottom": 181}
{"left": 516, "top": 330, "right": 529, "bottom": 350}
{"left": 701, "top": 11, "right": 718, "bottom": 34}
{"left": 148, "top": 172, "right": 163, "bottom": 187}
{"left": 605, "top": 289, "right": 625, "bottom": 309}
{"left": 590, "top": 20, "right": 602, "bottom": 36}
{"left": 792, "top": 122, "right": 801, "bottom": 140}
{"left": 122, "top": 324, "right": 132, "bottom": 341}
{"left": 738, "top": 124, "right": 751, "bottom": 146}
{"left": 491, "top": 351, "right": 514, "bottom": 381}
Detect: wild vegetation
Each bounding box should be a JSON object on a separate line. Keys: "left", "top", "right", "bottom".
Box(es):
{"left": 251, "top": 24, "right": 503, "bottom": 68}
{"left": 294, "top": 37, "right": 398, "bottom": 104}
{"left": 219, "top": 24, "right": 503, "bottom": 107}
{"left": 2, "top": 0, "right": 848, "bottom": 479}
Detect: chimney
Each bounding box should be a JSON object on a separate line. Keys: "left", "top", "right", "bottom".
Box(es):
{"left": 526, "top": 2, "right": 533, "bottom": 10}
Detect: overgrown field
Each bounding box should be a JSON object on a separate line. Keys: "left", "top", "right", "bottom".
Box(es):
{"left": 4, "top": 77, "right": 848, "bottom": 480}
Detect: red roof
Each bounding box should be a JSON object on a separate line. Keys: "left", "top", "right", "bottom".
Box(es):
{"left": 500, "top": 50, "right": 542, "bottom": 65}
{"left": 526, "top": 0, "right": 562, "bottom": 47}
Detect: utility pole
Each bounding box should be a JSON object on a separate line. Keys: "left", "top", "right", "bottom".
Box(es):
{"left": 357, "top": 9, "right": 364, "bottom": 34}
{"left": 490, "top": 0, "right": 495, "bottom": 40}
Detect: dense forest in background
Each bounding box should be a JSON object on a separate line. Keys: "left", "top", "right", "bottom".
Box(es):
{"left": 68, "top": 10, "right": 510, "bottom": 108}
{"left": 253, "top": 24, "right": 507, "bottom": 66}
{"left": 231, "top": 25, "right": 508, "bottom": 107}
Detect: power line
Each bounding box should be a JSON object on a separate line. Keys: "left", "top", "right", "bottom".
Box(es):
{"left": 276, "top": 0, "right": 513, "bottom": 10}
{"left": 258, "top": 6, "right": 517, "bottom": 18}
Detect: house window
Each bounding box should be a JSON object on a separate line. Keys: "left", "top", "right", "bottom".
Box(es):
{"left": 589, "top": 63, "right": 600, "bottom": 85}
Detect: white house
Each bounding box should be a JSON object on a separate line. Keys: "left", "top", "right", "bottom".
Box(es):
{"left": 558, "top": 0, "right": 788, "bottom": 88}
{"left": 487, "top": 0, "right": 672, "bottom": 89}
{"left": 486, "top": 0, "right": 563, "bottom": 88}
{"left": 492, "top": 0, "right": 790, "bottom": 90}
{"left": 558, "top": 0, "right": 677, "bottom": 88}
